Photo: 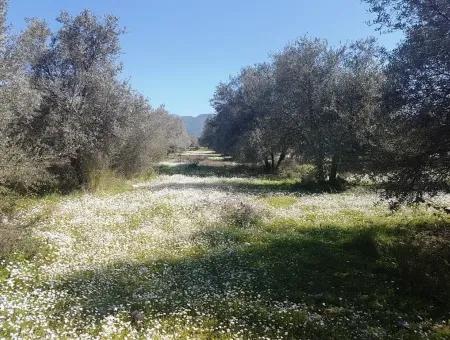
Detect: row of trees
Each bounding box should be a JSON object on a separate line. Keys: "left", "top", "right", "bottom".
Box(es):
{"left": 201, "top": 0, "right": 449, "bottom": 202}
{"left": 201, "top": 38, "right": 382, "bottom": 181}
{"left": 0, "top": 2, "right": 190, "bottom": 192}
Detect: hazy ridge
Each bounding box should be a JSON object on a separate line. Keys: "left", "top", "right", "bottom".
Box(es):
{"left": 180, "top": 114, "right": 213, "bottom": 138}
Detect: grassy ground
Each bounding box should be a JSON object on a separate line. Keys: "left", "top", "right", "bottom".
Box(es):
{"left": 0, "top": 150, "right": 449, "bottom": 339}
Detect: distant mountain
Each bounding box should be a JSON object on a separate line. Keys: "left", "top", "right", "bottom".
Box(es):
{"left": 179, "top": 114, "right": 213, "bottom": 138}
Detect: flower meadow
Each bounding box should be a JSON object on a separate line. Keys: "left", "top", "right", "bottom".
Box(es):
{"left": 1, "top": 155, "right": 449, "bottom": 339}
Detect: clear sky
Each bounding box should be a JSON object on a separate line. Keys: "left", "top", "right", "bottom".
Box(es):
{"left": 7, "top": 0, "right": 402, "bottom": 116}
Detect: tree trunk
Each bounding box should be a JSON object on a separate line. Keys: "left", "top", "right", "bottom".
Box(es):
{"left": 275, "top": 152, "right": 286, "bottom": 170}
{"left": 70, "top": 155, "right": 85, "bottom": 186}
{"left": 315, "top": 157, "right": 326, "bottom": 182}
{"left": 329, "top": 154, "right": 339, "bottom": 183}
{"left": 264, "top": 157, "right": 270, "bottom": 171}
{"left": 270, "top": 153, "right": 275, "bottom": 173}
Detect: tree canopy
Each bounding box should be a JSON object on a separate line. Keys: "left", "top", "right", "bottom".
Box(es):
{"left": 202, "top": 38, "right": 383, "bottom": 182}
{"left": 202, "top": 1, "right": 449, "bottom": 202}
{"left": 364, "top": 0, "right": 450, "bottom": 201}
{"left": 0, "top": 2, "right": 190, "bottom": 192}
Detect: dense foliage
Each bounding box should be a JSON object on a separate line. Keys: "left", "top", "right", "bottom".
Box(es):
{"left": 0, "top": 2, "right": 190, "bottom": 193}
{"left": 202, "top": 0, "right": 449, "bottom": 202}
{"left": 201, "top": 38, "right": 383, "bottom": 183}
{"left": 364, "top": 0, "right": 450, "bottom": 202}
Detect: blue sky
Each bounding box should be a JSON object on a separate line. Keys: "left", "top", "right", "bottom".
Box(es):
{"left": 7, "top": 0, "right": 402, "bottom": 116}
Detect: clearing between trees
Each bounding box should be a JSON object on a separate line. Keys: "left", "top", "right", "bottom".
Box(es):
{"left": 1, "top": 150, "right": 449, "bottom": 339}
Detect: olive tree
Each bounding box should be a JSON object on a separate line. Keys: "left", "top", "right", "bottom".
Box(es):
{"left": 0, "top": 1, "right": 53, "bottom": 192}
{"left": 364, "top": 0, "right": 450, "bottom": 202}
{"left": 203, "top": 37, "right": 383, "bottom": 180}
{"left": 1, "top": 5, "right": 190, "bottom": 191}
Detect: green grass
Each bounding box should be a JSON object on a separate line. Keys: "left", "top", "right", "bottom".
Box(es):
{"left": 124, "top": 203, "right": 174, "bottom": 230}
{"left": 262, "top": 195, "right": 297, "bottom": 208}
{"left": 49, "top": 207, "right": 449, "bottom": 339}
{"left": 87, "top": 169, "right": 133, "bottom": 195}
{"left": 1, "top": 157, "right": 449, "bottom": 338}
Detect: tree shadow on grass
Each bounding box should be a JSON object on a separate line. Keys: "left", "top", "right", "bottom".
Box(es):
{"left": 156, "top": 162, "right": 263, "bottom": 178}
{"left": 146, "top": 177, "right": 349, "bottom": 195}
{"left": 55, "top": 223, "right": 448, "bottom": 338}
{"left": 154, "top": 162, "right": 352, "bottom": 195}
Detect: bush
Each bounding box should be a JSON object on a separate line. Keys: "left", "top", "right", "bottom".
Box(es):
{"left": 280, "top": 163, "right": 317, "bottom": 183}
{"left": 0, "top": 143, "right": 56, "bottom": 194}
{"left": 224, "top": 202, "right": 262, "bottom": 229}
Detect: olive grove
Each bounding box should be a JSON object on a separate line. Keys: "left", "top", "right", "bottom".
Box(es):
{"left": 202, "top": 0, "right": 449, "bottom": 202}
{"left": 202, "top": 38, "right": 383, "bottom": 182}
{"left": 0, "top": 2, "right": 190, "bottom": 192}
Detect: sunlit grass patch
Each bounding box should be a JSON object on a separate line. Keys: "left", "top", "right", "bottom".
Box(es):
{"left": 132, "top": 168, "right": 158, "bottom": 182}
{"left": 262, "top": 195, "right": 297, "bottom": 208}
{"left": 124, "top": 203, "right": 174, "bottom": 230}
{"left": 243, "top": 177, "right": 298, "bottom": 187}
{"left": 87, "top": 169, "right": 133, "bottom": 195}
{"left": 181, "top": 150, "right": 217, "bottom": 155}
{"left": 0, "top": 186, "right": 64, "bottom": 216}
{"left": 207, "top": 156, "right": 225, "bottom": 160}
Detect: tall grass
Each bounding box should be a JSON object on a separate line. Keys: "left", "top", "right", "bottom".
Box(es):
{"left": 86, "top": 169, "right": 132, "bottom": 195}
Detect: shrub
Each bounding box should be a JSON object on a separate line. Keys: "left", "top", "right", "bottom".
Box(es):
{"left": 0, "top": 143, "right": 56, "bottom": 194}
{"left": 281, "top": 163, "right": 317, "bottom": 183}
{"left": 224, "top": 202, "right": 262, "bottom": 229}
